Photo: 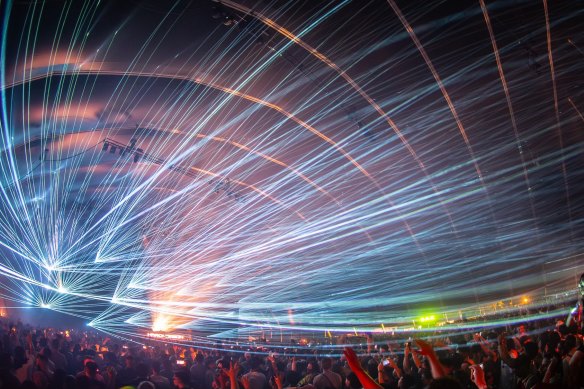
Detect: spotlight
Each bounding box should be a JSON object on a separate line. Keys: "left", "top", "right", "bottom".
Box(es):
{"left": 211, "top": 4, "right": 236, "bottom": 26}
{"left": 110, "top": 146, "right": 117, "bottom": 154}
{"left": 40, "top": 303, "right": 51, "bottom": 309}
{"left": 223, "top": 16, "right": 235, "bottom": 26}
{"left": 152, "top": 315, "right": 171, "bottom": 332}
{"left": 102, "top": 141, "right": 109, "bottom": 152}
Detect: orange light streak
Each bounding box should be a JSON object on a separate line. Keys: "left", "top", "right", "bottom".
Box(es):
{"left": 215, "top": 0, "right": 462, "bottom": 249}
{"left": 218, "top": 0, "right": 426, "bottom": 174}
{"left": 4, "top": 69, "right": 369, "bottom": 181}
{"left": 204, "top": 82, "right": 370, "bottom": 178}
{"left": 386, "top": 0, "right": 483, "bottom": 182}
{"left": 543, "top": 0, "right": 571, "bottom": 221}
{"left": 479, "top": 0, "right": 535, "bottom": 217}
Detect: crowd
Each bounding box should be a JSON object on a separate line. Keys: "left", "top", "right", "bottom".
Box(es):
{"left": 0, "top": 275, "right": 582, "bottom": 389}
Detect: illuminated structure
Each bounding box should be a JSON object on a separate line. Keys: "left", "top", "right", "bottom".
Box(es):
{"left": 0, "top": 0, "right": 582, "bottom": 345}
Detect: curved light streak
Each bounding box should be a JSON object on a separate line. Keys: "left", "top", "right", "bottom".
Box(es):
{"left": 543, "top": 0, "right": 571, "bottom": 224}
{"left": 3, "top": 69, "right": 371, "bottom": 180}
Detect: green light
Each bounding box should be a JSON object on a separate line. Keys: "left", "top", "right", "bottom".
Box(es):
{"left": 419, "top": 314, "right": 437, "bottom": 323}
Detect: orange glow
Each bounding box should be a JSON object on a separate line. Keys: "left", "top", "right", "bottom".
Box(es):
{"left": 218, "top": 0, "right": 425, "bottom": 173}
{"left": 152, "top": 314, "right": 171, "bottom": 332}
{"left": 206, "top": 83, "right": 371, "bottom": 178}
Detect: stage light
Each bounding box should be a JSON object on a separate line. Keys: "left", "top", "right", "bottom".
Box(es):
{"left": 110, "top": 146, "right": 117, "bottom": 154}
{"left": 57, "top": 286, "right": 67, "bottom": 294}
{"left": 419, "top": 314, "right": 437, "bottom": 323}
{"left": 40, "top": 303, "right": 51, "bottom": 309}
{"left": 101, "top": 142, "right": 109, "bottom": 152}
{"left": 152, "top": 315, "right": 170, "bottom": 332}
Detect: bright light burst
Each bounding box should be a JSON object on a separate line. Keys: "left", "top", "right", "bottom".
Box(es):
{"left": 0, "top": 0, "right": 583, "bottom": 343}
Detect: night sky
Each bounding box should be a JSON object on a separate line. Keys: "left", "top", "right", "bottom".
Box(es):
{"left": 0, "top": 0, "right": 583, "bottom": 339}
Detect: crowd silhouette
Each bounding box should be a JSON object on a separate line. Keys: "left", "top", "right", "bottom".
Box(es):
{"left": 0, "top": 275, "right": 582, "bottom": 389}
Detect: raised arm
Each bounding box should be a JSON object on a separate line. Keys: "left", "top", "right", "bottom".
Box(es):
{"left": 366, "top": 333, "right": 374, "bottom": 355}
{"left": 410, "top": 349, "right": 422, "bottom": 370}
{"left": 497, "top": 333, "right": 517, "bottom": 369}
{"left": 414, "top": 339, "right": 445, "bottom": 379}
{"left": 223, "top": 361, "right": 241, "bottom": 389}
{"left": 343, "top": 347, "right": 383, "bottom": 389}
{"left": 377, "top": 361, "right": 386, "bottom": 385}
{"left": 402, "top": 343, "right": 412, "bottom": 375}
{"left": 386, "top": 358, "right": 402, "bottom": 379}
{"left": 267, "top": 355, "right": 279, "bottom": 376}
{"left": 469, "top": 365, "right": 487, "bottom": 389}
{"left": 475, "top": 334, "right": 498, "bottom": 362}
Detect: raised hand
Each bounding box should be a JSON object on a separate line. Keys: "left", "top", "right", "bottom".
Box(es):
{"left": 414, "top": 339, "right": 445, "bottom": 379}
{"left": 413, "top": 339, "right": 434, "bottom": 356}
{"left": 343, "top": 347, "right": 383, "bottom": 389}
{"left": 469, "top": 365, "right": 487, "bottom": 389}
{"left": 241, "top": 375, "right": 251, "bottom": 389}
{"left": 410, "top": 349, "right": 422, "bottom": 369}
{"left": 274, "top": 374, "right": 284, "bottom": 389}
{"left": 222, "top": 361, "right": 240, "bottom": 389}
